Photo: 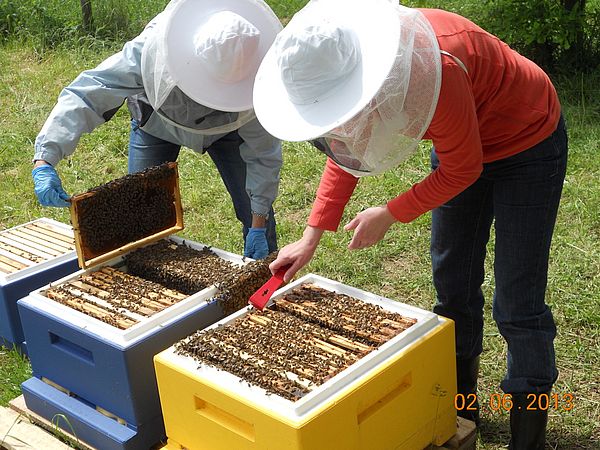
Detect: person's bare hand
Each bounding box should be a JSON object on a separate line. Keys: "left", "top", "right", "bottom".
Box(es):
{"left": 269, "top": 226, "right": 324, "bottom": 282}
{"left": 344, "top": 205, "right": 397, "bottom": 249}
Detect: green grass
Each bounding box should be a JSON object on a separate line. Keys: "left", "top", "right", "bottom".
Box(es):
{"left": 0, "top": 6, "right": 599, "bottom": 450}
{"left": 0, "top": 347, "right": 32, "bottom": 405}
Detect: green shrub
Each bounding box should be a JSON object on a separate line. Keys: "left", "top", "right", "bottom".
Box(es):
{"left": 1, "top": 0, "right": 598, "bottom": 71}
{"left": 479, "top": 0, "right": 597, "bottom": 71}
{"left": 0, "top": 1, "right": 18, "bottom": 39}
{"left": 0, "top": 0, "right": 167, "bottom": 50}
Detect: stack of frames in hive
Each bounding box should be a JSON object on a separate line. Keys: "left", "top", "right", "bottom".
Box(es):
{"left": 177, "top": 283, "right": 418, "bottom": 401}
{"left": 0, "top": 218, "right": 79, "bottom": 352}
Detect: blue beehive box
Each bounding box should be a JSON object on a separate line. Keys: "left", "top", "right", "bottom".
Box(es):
{"left": 0, "top": 218, "right": 78, "bottom": 353}
{"left": 19, "top": 236, "right": 247, "bottom": 450}
{"left": 18, "top": 163, "right": 251, "bottom": 450}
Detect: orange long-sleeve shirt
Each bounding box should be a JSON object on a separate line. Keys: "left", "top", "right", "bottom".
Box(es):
{"left": 308, "top": 8, "right": 561, "bottom": 230}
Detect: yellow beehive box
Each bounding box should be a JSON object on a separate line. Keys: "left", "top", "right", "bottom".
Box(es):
{"left": 155, "top": 274, "right": 457, "bottom": 450}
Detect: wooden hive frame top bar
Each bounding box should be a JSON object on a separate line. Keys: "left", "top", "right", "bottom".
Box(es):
{"left": 42, "top": 265, "right": 188, "bottom": 330}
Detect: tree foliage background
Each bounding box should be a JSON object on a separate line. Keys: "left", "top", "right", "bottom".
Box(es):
{"left": 0, "top": 0, "right": 598, "bottom": 72}
{"left": 478, "top": 0, "right": 599, "bottom": 71}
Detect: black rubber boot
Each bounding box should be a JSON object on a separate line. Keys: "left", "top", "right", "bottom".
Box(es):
{"left": 456, "top": 356, "right": 480, "bottom": 426}
{"left": 508, "top": 393, "right": 548, "bottom": 450}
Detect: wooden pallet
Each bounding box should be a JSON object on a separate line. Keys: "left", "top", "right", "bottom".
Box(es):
{"left": 4, "top": 396, "right": 93, "bottom": 450}
{"left": 3, "top": 396, "right": 173, "bottom": 450}
{"left": 0, "top": 401, "right": 73, "bottom": 449}
{"left": 431, "top": 417, "right": 478, "bottom": 450}
{"left": 3, "top": 396, "right": 476, "bottom": 450}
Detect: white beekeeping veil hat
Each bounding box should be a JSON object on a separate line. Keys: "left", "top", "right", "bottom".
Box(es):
{"left": 253, "top": 0, "right": 441, "bottom": 176}
{"left": 142, "top": 0, "right": 282, "bottom": 134}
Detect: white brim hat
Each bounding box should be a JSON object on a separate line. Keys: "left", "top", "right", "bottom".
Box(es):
{"left": 163, "top": 0, "right": 282, "bottom": 112}
{"left": 253, "top": 0, "right": 402, "bottom": 141}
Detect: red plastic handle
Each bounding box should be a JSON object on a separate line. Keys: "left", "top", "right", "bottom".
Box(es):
{"left": 248, "top": 265, "right": 291, "bottom": 310}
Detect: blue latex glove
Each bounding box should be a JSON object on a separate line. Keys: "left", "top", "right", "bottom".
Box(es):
{"left": 32, "top": 165, "right": 71, "bottom": 207}
{"left": 244, "top": 227, "right": 269, "bottom": 259}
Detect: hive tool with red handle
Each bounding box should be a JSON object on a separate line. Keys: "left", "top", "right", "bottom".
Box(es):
{"left": 248, "top": 265, "right": 291, "bottom": 310}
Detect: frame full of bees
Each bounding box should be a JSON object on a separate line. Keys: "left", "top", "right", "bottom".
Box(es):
{"left": 69, "top": 162, "right": 184, "bottom": 269}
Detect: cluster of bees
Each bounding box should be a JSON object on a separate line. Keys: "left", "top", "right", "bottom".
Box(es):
{"left": 176, "top": 284, "right": 417, "bottom": 401}
{"left": 277, "top": 284, "right": 418, "bottom": 346}
{"left": 212, "top": 251, "right": 278, "bottom": 315}
{"left": 75, "top": 164, "right": 177, "bottom": 255}
{"left": 43, "top": 265, "right": 187, "bottom": 330}
{"left": 125, "top": 240, "right": 241, "bottom": 295}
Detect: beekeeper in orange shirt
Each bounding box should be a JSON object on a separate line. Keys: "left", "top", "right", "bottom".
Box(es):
{"left": 253, "top": 1, "right": 568, "bottom": 448}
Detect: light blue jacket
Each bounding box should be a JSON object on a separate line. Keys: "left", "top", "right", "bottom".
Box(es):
{"left": 33, "top": 13, "right": 282, "bottom": 216}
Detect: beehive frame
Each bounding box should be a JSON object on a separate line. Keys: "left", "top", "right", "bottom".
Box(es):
{"left": 69, "top": 162, "right": 184, "bottom": 269}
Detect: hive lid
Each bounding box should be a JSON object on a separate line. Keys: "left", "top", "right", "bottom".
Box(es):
{"left": 69, "top": 162, "right": 184, "bottom": 269}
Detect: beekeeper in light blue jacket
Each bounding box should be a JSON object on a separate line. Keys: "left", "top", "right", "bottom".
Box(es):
{"left": 31, "top": 0, "right": 283, "bottom": 259}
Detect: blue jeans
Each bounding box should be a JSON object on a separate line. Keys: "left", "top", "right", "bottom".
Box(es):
{"left": 431, "top": 116, "right": 568, "bottom": 394}
{"left": 128, "top": 120, "right": 277, "bottom": 253}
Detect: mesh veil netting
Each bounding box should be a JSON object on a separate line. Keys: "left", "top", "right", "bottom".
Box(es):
{"left": 323, "top": 6, "right": 441, "bottom": 177}
{"left": 140, "top": 1, "right": 255, "bottom": 135}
